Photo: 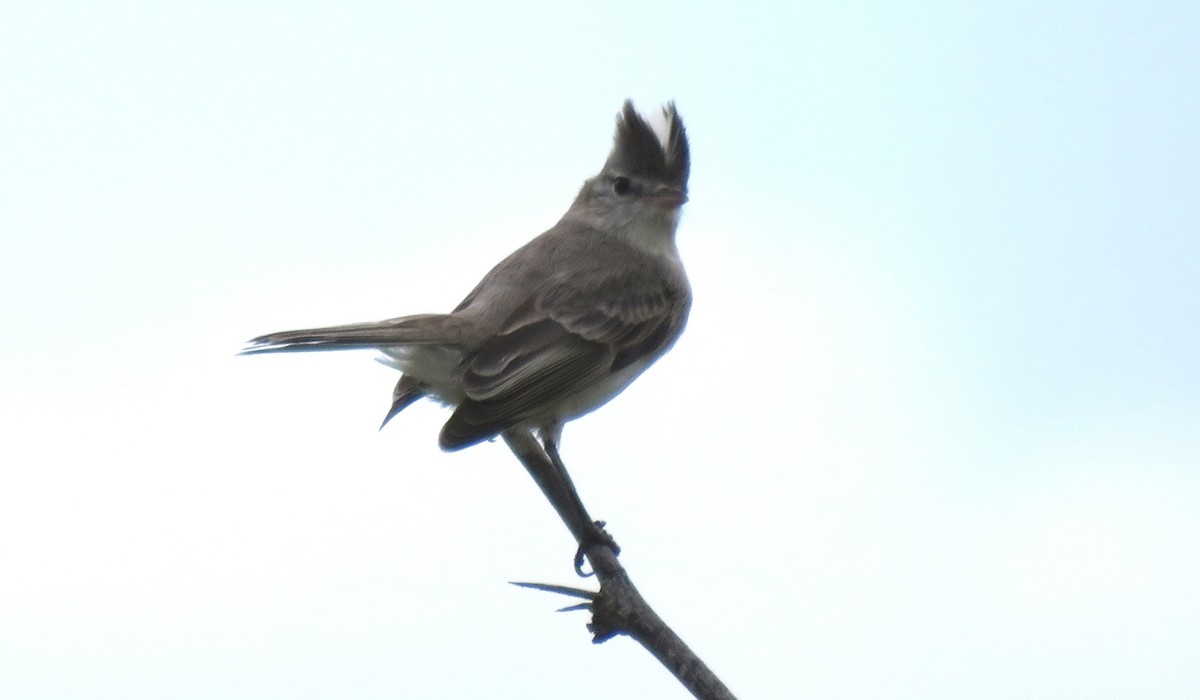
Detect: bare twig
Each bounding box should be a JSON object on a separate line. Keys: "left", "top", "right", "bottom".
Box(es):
{"left": 505, "top": 432, "right": 738, "bottom": 700}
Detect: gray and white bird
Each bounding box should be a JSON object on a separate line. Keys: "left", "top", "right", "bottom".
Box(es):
{"left": 242, "top": 101, "right": 692, "bottom": 466}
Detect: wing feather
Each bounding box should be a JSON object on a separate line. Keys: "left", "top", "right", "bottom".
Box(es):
{"left": 438, "top": 267, "right": 688, "bottom": 450}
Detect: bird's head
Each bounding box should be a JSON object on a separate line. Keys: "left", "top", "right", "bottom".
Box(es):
{"left": 566, "top": 101, "right": 691, "bottom": 245}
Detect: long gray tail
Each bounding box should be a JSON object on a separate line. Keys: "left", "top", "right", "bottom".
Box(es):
{"left": 240, "top": 313, "right": 467, "bottom": 354}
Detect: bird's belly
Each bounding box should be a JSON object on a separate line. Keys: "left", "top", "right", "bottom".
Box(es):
{"left": 545, "top": 359, "right": 652, "bottom": 423}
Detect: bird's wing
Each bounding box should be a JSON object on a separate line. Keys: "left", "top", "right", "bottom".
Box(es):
{"left": 438, "top": 268, "right": 688, "bottom": 450}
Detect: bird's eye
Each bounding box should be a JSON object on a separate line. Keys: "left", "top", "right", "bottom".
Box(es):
{"left": 612, "top": 176, "right": 632, "bottom": 195}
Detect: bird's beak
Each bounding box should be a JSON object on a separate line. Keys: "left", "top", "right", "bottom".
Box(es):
{"left": 646, "top": 185, "right": 688, "bottom": 209}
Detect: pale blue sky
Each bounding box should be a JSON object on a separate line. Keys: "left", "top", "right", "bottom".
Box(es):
{"left": 2, "top": 2, "right": 1198, "bottom": 698}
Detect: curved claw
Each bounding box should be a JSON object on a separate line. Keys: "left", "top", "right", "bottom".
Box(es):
{"left": 574, "top": 520, "right": 621, "bottom": 577}
{"left": 574, "top": 545, "right": 594, "bottom": 577}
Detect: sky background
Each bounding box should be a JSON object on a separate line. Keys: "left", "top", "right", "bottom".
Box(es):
{"left": 2, "top": 1, "right": 1198, "bottom": 698}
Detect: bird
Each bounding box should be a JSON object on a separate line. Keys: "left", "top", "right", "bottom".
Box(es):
{"left": 242, "top": 100, "right": 692, "bottom": 564}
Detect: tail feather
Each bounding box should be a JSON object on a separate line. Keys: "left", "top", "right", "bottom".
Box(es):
{"left": 380, "top": 375, "right": 426, "bottom": 430}
{"left": 241, "top": 313, "right": 469, "bottom": 355}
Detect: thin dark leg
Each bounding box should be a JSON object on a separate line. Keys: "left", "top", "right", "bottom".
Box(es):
{"left": 542, "top": 436, "right": 620, "bottom": 575}
{"left": 503, "top": 430, "right": 618, "bottom": 576}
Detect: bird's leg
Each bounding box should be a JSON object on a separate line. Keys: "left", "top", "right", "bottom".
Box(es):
{"left": 541, "top": 435, "right": 620, "bottom": 575}
{"left": 503, "top": 430, "right": 618, "bottom": 576}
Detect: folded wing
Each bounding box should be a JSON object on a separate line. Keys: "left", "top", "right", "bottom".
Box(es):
{"left": 439, "top": 273, "right": 688, "bottom": 450}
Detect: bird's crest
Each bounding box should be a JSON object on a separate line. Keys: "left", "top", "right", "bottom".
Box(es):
{"left": 603, "top": 101, "right": 690, "bottom": 188}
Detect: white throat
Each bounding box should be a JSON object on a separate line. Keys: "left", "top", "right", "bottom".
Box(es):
{"left": 614, "top": 207, "right": 681, "bottom": 258}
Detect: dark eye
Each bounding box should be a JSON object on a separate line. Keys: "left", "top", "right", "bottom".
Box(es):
{"left": 612, "top": 176, "right": 632, "bottom": 195}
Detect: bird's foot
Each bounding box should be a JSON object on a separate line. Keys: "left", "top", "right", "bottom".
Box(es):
{"left": 574, "top": 520, "right": 620, "bottom": 577}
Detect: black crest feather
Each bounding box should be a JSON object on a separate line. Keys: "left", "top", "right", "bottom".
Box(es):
{"left": 603, "top": 100, "right": 690, "bottom": 189}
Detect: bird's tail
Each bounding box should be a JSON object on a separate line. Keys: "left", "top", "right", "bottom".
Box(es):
{"left": 240, "top": 314, "right": 469, "bottom": 355}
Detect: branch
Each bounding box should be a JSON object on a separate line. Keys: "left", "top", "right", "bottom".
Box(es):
{"left": 505, "top": 431, "right": 738, "bottom": 700}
